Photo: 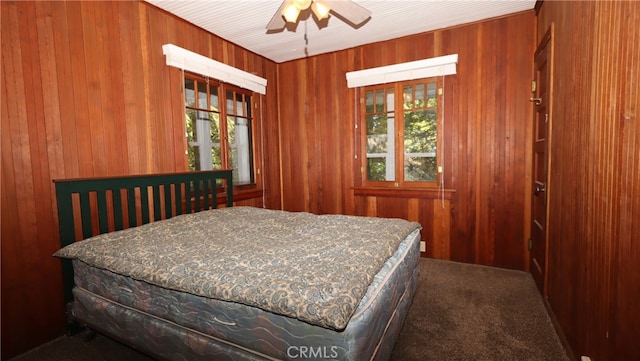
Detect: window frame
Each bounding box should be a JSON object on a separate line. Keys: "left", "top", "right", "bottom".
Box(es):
{"left": 359, "top": 77, "right": 443, "bottom": 189}
{"left": 183, "top": 71, "right": 261, "bottom": 191}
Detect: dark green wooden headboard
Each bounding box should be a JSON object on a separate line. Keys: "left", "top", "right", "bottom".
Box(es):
{"left": 53, "top": 170, "right": 233, "bottom": 305}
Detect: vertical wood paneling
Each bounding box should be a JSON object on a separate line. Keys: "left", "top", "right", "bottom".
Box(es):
{"left": 278, "top": 12, "right": 535, "bottom": 269}
{"left": 2, "top": 2, "right": 69, "bottom": 355}
{"left": 440, "top": 24, "right": 468, "bottom": 262}
{"left": 51, "top": 2, "right": 79, "bottom": 178}
{"left": 1, "top": 5, "right": 26, "bottom": 354}
{"left": 478, "top": 18, "right": 497, "bottom": 266}
{"left": 511, "top": 13, "right": 534, "bottom": 272}
{"left": 120, "top": 2, "right": 147, "bottom": 174}
{"left": 353, "top": 194, "right": 451, "bottom": 258}
{"left": 1, "top": 1, "right": 568, "bottom": 358}
{"left": 1, "top": 1, "right": 279, "bottom": 358}
{"left": 432, "top": 199, "right": 451, "bottom": 259}
{"left": 278, "top": 60, "right": 311, "bottom": 212}
{"left": 612, "top": 4, "right": 640, "bottom": 359}
{"left": 36, "top": 2, "right": 64, "bottom": 181}
{"left": 537, "top": 1, "right": 640, "bottom": 359}
{"left": 106, "top": 3, "right": 130, "bottom": 175}
{"left": 262, "top": 54, "right": 281, "bottom": 210}
{"left": 585, "top": 4, "right": 615, "bottom": 358}
{"left": 68, "top": 2, "right": 94, "bottom": 176}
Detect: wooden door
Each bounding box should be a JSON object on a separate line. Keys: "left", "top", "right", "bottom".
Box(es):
{"left": 530, "top": 27, "right": 553, "bottom": 297}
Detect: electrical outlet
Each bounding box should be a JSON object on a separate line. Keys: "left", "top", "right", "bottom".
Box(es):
{"left": 420, "top": 241, "right": 426, "bottom": 252}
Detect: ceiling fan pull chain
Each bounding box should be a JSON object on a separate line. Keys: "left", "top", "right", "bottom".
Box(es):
{"left": 305, "top": 20, "right": 309, "bottom": 45}
{"left": 304, "top": 20, "right": 309, "bottom": 57}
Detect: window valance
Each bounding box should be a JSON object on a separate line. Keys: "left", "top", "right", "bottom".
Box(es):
{"left": 346, "top": 54, "right": 458, "bottom": 88}
{"left": 162, "top": 44, "right": 267, "bottom": 95}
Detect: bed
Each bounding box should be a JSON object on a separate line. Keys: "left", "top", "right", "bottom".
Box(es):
{"left": 53, "top": 170, "right": 422, "bottom": 361}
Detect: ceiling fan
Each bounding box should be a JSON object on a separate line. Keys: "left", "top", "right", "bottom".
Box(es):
{"left": 266, "top": 0, "right": 372, "bottom": 30}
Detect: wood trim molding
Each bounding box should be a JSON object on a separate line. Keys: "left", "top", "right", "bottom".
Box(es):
{"left": 353, "top": 187, "right": 456, "bottom": 200}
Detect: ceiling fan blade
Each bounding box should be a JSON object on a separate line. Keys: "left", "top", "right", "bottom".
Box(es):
{"left": 323, "top": 0, "right": 371, "bottom": 26}
{"left": 266, "top": 1, "right": 288, "bottom": 30}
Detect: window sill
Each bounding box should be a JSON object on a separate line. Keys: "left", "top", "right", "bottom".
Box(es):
{"left": 352, "top": 186, "right": 455, "bottom": 200}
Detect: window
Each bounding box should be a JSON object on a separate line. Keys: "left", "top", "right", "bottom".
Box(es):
{"left": 361, "top": 77, "right": 442, "bottom": 187}
{"left": 184, "top": 73, "right": 255, "bottom": 186}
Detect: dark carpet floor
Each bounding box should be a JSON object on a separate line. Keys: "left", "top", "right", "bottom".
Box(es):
{"left": 10, "top": 258, "right": 569, "bottom": 361}
{"left": 390, "top": 258, "right": 568, "bottom": 361}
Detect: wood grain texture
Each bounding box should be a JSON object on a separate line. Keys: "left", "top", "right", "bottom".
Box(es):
{"left": 278, "top": 11, "right": 536, "bottom": 270}
{"left": 0, "top": 1, "right": 279, "bottom": 358}
{"left": 537, "top": 1, "right": 640, "bottom": 360}
{"left": 2, "top": 1, "right": 558, "bottom": 358}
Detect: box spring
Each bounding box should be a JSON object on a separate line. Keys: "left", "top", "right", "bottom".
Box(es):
{"left": 70, "top": 229, "right": 421, "bottom": 360}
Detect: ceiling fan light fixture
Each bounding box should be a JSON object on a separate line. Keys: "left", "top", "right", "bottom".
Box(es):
{"left": 293, "top": 0, "right": 312, "bottom": 10}
{"left": 311, "top": 1, "right": 330, "bottom": 20}
{"left": 268, "top": 0, "right": 370, "bottom": 30}
{"left": 282, "top": 4, "right": 301, "bottom": 22}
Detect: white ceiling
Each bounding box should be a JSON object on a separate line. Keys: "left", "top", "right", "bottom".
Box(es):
{"left": 145, "top": 0, "right": 536, "bottom": 63}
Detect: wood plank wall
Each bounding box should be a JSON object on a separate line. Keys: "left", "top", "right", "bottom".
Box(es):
{"left": 536, "top": 2, "right": 640, "bottom": 360}
{"left": 1, "top": 1, "right": 279, "bottom": 358}
{"left": 2, "top": 2, "right": 551, "bottom": 359}
{"left": 277, "top": 12, "right": 536, "bottom": 268}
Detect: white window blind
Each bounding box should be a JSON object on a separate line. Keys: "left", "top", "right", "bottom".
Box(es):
{"left": 346, "top": 54, "right": 458, "bottom": 88}
{"left": 162, "top": 43, "right": 267, "bottom": 95}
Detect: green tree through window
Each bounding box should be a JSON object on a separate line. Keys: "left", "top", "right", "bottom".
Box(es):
{"left": 362, "top": 78, "right": 441, "bottom": 186}
{"left": 184, "top": 74, "right": 255, "bottom": 185}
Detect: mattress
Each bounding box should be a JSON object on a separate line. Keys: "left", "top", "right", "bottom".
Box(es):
{"left": 70, "top": 228, "right": 421, "bottom": 360}
{"left": 56, "top": 207, "right": 421, "bottom": 331}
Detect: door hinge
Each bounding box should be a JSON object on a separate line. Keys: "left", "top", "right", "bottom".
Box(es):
{"left": 531, "top": 80, "right": 537, "bottom": 93}
{"left": 528, "top": 238, "right": 533, "bottom": 250}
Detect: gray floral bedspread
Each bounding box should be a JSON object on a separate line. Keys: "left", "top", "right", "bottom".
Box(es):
{"left": 54, "top": 206, "right": 421, "bottom": 330}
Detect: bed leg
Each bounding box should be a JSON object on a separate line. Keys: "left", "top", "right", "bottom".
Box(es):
{"left": 65, "top": 302, "right": 87, "bottom": 336}
{"left": 65, "top": 322, "right": 86, "bottom": 336}
{"left": 78, "top": 328, "right": 97, "bottom": 342}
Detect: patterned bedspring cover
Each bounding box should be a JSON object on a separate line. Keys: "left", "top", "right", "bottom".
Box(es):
{"left": 55, "top": 207, "right": 421, "bottom": 330}
{"left": 55, "top": 207, "right": 423, "bottom": 360}
{"left": 70, "top": 228, "right": 421, "bottom": 360}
